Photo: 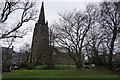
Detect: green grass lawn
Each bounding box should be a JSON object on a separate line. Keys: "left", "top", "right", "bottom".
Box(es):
{"left": 33, "top": 64, "right": 77, "bottom": 70}
{"left": 2, "top": 64, "right": 120, "bottom": 79}
{"left": 33, "top": 64, "right": 91, "bottom": 70}
{"left": 3, "top": 69, "right": 120, "bottom": 78}
{"left": 55, "top": 64, "right": 76, "bottom": 69}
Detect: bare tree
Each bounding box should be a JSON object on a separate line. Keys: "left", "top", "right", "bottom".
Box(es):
{"left": 54, "top": 5, "right": 97, "bottom": 69}
{"left": 49, "top": 24, "right": 57, "bottom": 48}
{"left": 48, "top": 24, "right": 58, "bottom": 65}
{"left": 0, "top": 0, "right": 37, "bottom": 39}
{"left": 4, "top": 38, "right": 14, "bottom": 64}
{"left": 19, "top": 42, "right": 31, "bottom": 62}
{"left": 86, "top": 25, "right": 108, "bottom": 66}
{"left": 99, "top": 2, "right": 120, "bottom": 69}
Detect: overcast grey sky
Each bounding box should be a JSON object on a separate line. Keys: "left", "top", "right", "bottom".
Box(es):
{"left": 2, "top": 0, "right": 118, "bottom": 52}
{"left": 13, "top": 1, "right": 101, "bottom": 52}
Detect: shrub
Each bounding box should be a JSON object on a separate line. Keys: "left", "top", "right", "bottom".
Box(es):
{"left": 19, "top": 62, "right": 28, "bottom": 68}
{"left": 2, "top": 61, "right": 12, "bottom": 72}
{"left": 27, "top": 63, "right": 36, "bottom": 70}
{"left": 34, "top": 65, "right": 47, "bottom": 70}
{"left": 16, "top": 62, "right": 20, "bottom": 67}
{"left": 85, "top": 62, "right": 89, "bottom": 65}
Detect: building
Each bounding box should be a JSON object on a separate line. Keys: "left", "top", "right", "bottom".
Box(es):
{"left": 2, "top": 46, "right": 30, "bottom": 65}
{"left": 1, "top": 47, "right": 13, "bottom": 64}
{"left": 52, "top": 47, "right": 73, "bottom": 64}
{"left": 52, "top": 47, "right": 85, "bottom": 64}
{"left": 53, "top": 53, "right": 75, "bottom": 64}
{"left": 31, "top": 2, "right": 85, "bottom": 65}
{"left": 31, "top": 2, "right": 49, "bottom": 64}
{"left": 19, "top": 52, "right": 30, "bottom": 62}
{"left": 11, "top": 52, "right": 19, "bottom": 64}
{"left": 11, "top": 51, "right": 30, "bottom": 64}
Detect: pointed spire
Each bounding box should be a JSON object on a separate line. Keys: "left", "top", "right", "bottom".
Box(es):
{"left": 38, "top": 1, "right": 45, "bottom": 25}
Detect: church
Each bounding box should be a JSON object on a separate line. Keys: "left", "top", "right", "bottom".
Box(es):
{"left": 31, "top": 2, "right": 78, "bottom": 65}
{"left": 31, "top": 2, "right": 49, "bottom": 64}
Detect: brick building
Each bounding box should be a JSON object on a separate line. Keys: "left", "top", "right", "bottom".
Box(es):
{"left": 53, "top": 53, "right": 75, "bottom": 64}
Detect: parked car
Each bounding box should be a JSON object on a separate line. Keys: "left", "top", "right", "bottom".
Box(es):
{"left": 117, "top": 68, "right": 120, "bottom": 72}
{"left": 13, "top": 65, "right": 19, "bottom": 70}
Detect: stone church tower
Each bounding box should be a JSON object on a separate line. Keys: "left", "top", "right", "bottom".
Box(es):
{"left": 31, "top": 2, "right": 49, "bottom": 64}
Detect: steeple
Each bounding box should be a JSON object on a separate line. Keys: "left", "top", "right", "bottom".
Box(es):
{"left": 38, "top": 1, "right": 45, "bottom": 25}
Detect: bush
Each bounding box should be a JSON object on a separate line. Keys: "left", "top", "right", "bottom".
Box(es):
{"left": 19, "top": 62, "right": 28, "bottom": 68}
{"left": 34, "top": 65, "right": 47, "bottom": 70}
{"left": 84, "top": 62, "right": 89, "bottom": 65}
{"left": 27, "top": 63, "right": 36, "bottom": 70}
{"left": 2, "top": 64, "right": 7, "bottom": 72}
{"left": 2, "top": 61, "right": 12, "bottom": 72}
{"left": 16, "top": 62, "right": 20, "bottom": 67}
{"left": 112, "top": 61, "right": 120, "bottom": 70}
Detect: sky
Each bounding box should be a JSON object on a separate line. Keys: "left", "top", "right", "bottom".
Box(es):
{"left": 1, "top": 0, "right": 119, "bottom": 52}
{"left": 9, "top": 1, "right": 93, "bottom": 51}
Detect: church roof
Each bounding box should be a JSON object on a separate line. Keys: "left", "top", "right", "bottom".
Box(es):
{"left": 38, "top": 2, "right": 45, "bottom": 25}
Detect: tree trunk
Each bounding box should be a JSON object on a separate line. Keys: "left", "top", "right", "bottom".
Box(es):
{"left": 108, "top": 29, "right": 117, "bottom": 70}
{"left": 75, "top": 60, "right": 82, "bottom": 69}
{"left": 94, "top": 49, "right": 100, "bottom": 66}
